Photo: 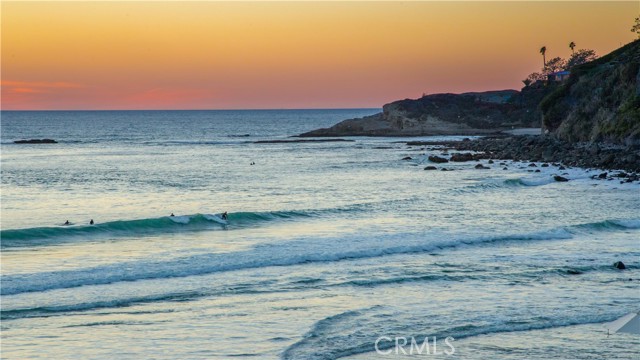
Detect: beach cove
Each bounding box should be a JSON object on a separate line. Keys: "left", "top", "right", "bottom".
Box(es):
{"left": 2, "top": 109, "right": 639, "bottom": 359}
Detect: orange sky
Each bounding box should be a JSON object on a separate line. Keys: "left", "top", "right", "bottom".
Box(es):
{"left": 2, "top": 1, "right": 637, "bottom": 110}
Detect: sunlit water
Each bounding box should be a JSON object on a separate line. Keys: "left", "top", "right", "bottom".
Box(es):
{"left": 1, "top": 110, "right": 639, "bottom": 359}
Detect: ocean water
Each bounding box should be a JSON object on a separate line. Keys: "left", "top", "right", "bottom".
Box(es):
{"left": 1, "top": 110, "right": 639, "bottom": 359}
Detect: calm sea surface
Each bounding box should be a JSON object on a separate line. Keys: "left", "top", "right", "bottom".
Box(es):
{"left": 1, "top": 110, "right": 639, "bottom": 359}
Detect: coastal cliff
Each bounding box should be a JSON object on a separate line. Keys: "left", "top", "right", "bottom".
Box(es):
{"left": 300, "top": 89, "right": 548, "bottom": 137}
{"left": 541, "top": 39, "right": 640, "bottom": 145}
{"left": 302, "top": 41, "right": 639, "bottom": 143}
{"left": 432, "top": 41, "right": 640, "bottom": 172}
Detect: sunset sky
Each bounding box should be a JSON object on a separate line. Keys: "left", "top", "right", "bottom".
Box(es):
{"left": 2, "top": 1, "right": 637, "bottom": 110}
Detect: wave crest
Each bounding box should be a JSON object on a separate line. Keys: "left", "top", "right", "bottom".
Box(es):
{"left": 2, "top": 218, "right": 637, "bottom": 296}
{"left": 0, "top": 211, "right": 309, "bottom": 248}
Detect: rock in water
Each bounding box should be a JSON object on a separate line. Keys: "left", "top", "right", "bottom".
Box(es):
{"left": 424, "top": 166, "right": 437, "bottom": 170}
{"left": 428, "top": 155, "right": 449, "bottom": 163}
{"left": 14, "top": 138, "right": 57, "bottom": 144}
{"left": 553, "top": 175, "right": 569, "bottom": 182}
{"left": 401, "top": 156, "right": 413, "bottom": 160}
{"left": 475, "top": 164, "right": 490, "bottom": 169}
{"left": 450, "top": 153, "right": 474, "bottom": 162}
{"left": 613, "top": 261, "right": 626, "bottom": 270}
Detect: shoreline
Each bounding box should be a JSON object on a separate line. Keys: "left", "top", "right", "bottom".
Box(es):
{"left": 403, "top": 134, "right": 640, "bottom": 182}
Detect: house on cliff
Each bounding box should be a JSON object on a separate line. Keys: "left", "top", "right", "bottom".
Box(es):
{"left": 547, "top": 70, "right": 571, "bottom": 82}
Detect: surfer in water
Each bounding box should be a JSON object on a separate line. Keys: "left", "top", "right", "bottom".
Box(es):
{"left": 64, "top": 220, "right": 70, "bottom": 225}
{"left": 170, "top": 213, "right": 175, "bottom": 217}
{"left": 221, "top": 212, "right": 228, "bottom": 220}
{"left": 90, "top": 219, "right": 94, "bottom": 225}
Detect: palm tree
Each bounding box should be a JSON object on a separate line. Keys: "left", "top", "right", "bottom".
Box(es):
{"left": 540, "top": 46, "right": 547, "bottom": 67}
{"left": 569, "top": 41, "right": 576, "bottom": 54}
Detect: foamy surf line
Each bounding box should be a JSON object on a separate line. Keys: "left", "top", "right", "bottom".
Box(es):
{"left": 1, "top": 263, "right": 618, "bottom": 320}
{"left": 282, "top": 308, "right": 633, "bottom": 360}
{"left": 2, "top": 218, "right": 637, "bottom": 296}
{"left": 1, "top": 291, "right": 205, "bottom": 321}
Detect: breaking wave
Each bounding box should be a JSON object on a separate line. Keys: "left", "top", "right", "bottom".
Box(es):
{"left": 2, "top": 218, "right": 637, "bottom": 297}
{"left": 0, "top": 211, "right": 309, "bottom": 248}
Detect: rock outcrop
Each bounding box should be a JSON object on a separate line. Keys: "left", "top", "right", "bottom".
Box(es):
{"left": 14, "top": 139, "right": 57, "bottom": 144}
{"left": 428, "top": 155, "right": 449, "bottom": 163}
{"left": 613, "top": 261, "right": 626, "bottom": 270}
{"left": 452, "top": 135, "right": 640, "bottom": 172}
{"left": 300, "top": 89, "right": 548, "bottom": 137}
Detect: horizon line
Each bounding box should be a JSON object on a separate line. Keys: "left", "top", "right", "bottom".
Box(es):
{"left": 0, "top": 107, "right": 383, "bottom": 112}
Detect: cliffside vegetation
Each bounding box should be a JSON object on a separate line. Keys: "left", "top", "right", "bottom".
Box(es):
{"left": 524, "top": 43, "right": 597, "bottom": 84}
{"left": 540, "top": 40, "right": 640, "bottom": 145}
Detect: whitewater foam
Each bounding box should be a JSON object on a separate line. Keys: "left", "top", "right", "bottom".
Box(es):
{"left": 282, "top": 307, "right": 631, "bottom": 360}
{"left": 3, "top": 219, "right": 636, "bottom": 296}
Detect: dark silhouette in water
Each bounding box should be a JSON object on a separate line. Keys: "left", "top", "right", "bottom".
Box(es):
{"left": 221, "top": 212, "right": 228, "bottom": 220}
{"left": 14, "top": 138, "right": 57, "bottom": 144}
{"left": 90, "top": 219, "right": 94, "bottom": 225}
{"left": 64, "top": 220, "right": 70, "bottom": 225}
{"left": 170, "top": 213, "right": 175, "bottom": 217}
{"left": 613, "top": 261, "right": 626, "bottom": 270}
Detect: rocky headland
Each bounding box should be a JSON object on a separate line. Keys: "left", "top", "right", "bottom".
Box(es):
{"left": 301, "top": 40, "right": 640, "bottom": 174}
{"left": 300, "top": 88, "right": 549, "bottom": 137}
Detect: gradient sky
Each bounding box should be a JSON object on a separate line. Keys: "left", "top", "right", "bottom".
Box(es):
{"left": 2, "top": 1, "right": 637, "bottom": 110}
